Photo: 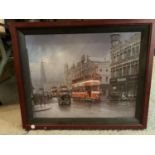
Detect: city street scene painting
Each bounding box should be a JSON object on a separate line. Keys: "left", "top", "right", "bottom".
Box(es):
{"left": 25, "top": 32, "right": 141, "bottom": 118}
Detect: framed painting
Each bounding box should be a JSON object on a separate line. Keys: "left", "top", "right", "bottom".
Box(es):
{"left": 10, "top": 20, "right": 155, "bottom": 130}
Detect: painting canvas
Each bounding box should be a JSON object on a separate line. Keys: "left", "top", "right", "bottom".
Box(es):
{"left": 25, "top": 32, "right": 141, "bottom": 119}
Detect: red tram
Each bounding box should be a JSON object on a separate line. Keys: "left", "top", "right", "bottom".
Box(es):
{"left": 72, "top": 79, "right": 101, "bottom": 101}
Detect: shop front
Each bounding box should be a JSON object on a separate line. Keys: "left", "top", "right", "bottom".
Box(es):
{"left": 109, "top": 75, "right": 138, "bottom": 100}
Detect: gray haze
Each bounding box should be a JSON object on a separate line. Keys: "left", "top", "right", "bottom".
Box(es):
{"left": 25, "top": 32, "right": 138, "bottom": 87}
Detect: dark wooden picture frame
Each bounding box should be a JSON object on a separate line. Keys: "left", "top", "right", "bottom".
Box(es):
{"left": 10, "top": 20, "right": 155, "bottom": 130}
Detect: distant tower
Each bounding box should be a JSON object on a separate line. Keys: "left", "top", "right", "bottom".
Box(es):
{"left": 40, "top": 60, "right": 47, "bottom": 88}
{"left": 110, "top": 33, "right": 121, "bottom": 48}
{"left": 64, "top": 63, "right": 69, "bottom": 85}
{"left": 81, "top": 54, "right": 86, "bottom": 63}
{"left": 64, "top": 63, "right": 69, "bottom": 74}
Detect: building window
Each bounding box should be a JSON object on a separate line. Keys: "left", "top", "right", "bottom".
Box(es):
{"left": 106, "top": 77, "right": 108, "bottom": 82}
{"left": 124, "top": 50, "right": 127, "bottom": 59}
{"left": 126, "top": 65, "right": 130, "bottom": 76}
{"left": 100, "top": 69, "right": 102, "bottom": 72}
{"left": 132, "top": 47, "right": 135, "bottom": 56}
{"left": 131, "top": 61, "right": 138, "bottom": 75}
{"left": 127, "top": 47, "right": 131, "bottom": 57}
{"left": 119, "top": 68, "right": 122, "bottom": 77}
{"left": 113, "top": 69, "right": 116, "bottom": 78}
{"left": 120, "top": 53, "right": 123, "bottom": 60}
{"left": 111, "top": 68, "right": 114, "bottom": 78}
{"left": 117, "top": 53, "right": 119, "bottom": 61}
{"left": 123, "top": 66, "right": 127, "bottom": 76}
{"left": 106, "top": 69, "right": 108, "bottom": 72}
{"left": 135, "top": 64, "right": 138, "bottom": 74}
{"left": 115, "top": 69, "right": 118, "bottom": 77}
{"left": 136, "top": 45, "right": 139, "bottom": 55}
{"left": 113, "top": 56, "right": 116, "bottom": 62}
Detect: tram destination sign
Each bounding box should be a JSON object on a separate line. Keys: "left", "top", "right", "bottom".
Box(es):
{"left": 117, "top": 78, "right": 126, "bottom": 82}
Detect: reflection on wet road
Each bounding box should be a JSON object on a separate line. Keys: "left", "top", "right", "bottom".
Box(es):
{"left": 34, "top": 97, "right": 136, "bottom": 118}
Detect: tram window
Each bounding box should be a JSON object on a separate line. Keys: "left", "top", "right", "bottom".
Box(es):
{"left": 85, "top": 86, "right": 91, "bottom": 91}
{"left": 92, "top": 86, "right": 99, "bottom": 91}
{"left": 82, "top": 87, "right": 85, "bottom": 92}
{"left": 79, "top": 87, "right": 83, "bottom": 92}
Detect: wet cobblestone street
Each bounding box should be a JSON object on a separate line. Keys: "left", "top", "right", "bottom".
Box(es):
{"left": 34, "top": 97, "right": 136, "bottom": 118}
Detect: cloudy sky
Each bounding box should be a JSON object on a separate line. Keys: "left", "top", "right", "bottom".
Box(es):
{"left": 25, "top": 32, "right": 139, "bottom": 86}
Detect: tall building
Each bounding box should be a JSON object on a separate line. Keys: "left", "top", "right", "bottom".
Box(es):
{"left": 110, "top": 33, "right": 141, "bottom": 100}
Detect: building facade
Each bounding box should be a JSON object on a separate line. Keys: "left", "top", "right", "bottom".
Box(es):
{"left": 64, "top": 54, "right": 111, "bottom": 96}
{"left": 89, "top": 57, "right": 111, "bottom": 96}
{"left": 64, "top": 55, "right": 99, "bottom": 88}
{"left": 109, "top": 33, "right": 141, "bottom": 100}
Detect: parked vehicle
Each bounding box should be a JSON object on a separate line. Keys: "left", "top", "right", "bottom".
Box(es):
{"left": 51, "top": 86, "right": 58, "bottom": 97}
{"left": 58, "top": 86, "right": 71, "bottom": 105}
